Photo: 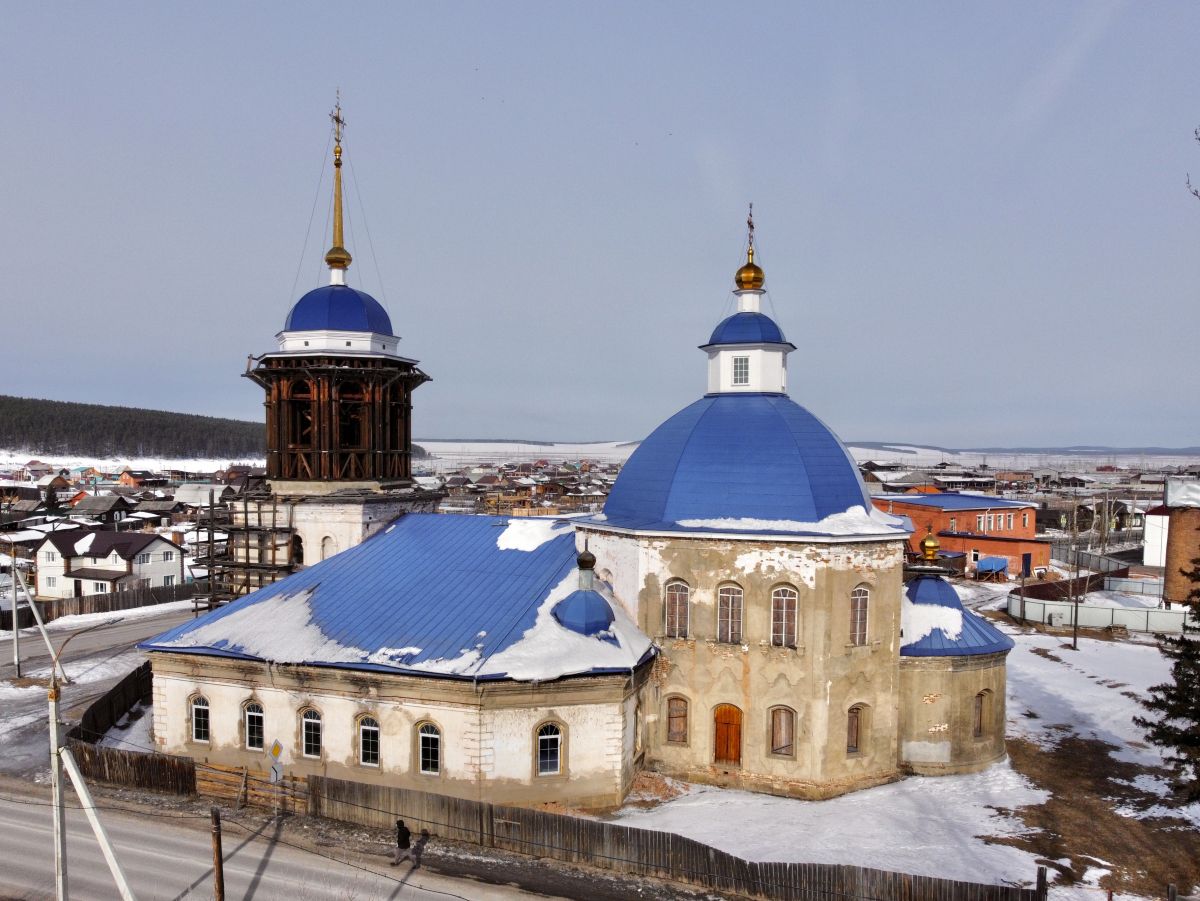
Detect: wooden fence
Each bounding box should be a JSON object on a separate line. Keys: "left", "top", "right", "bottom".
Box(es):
{"left": 308, "top": 777, "right": 1046, "bottom": 901}
{"left": 1, "top": 580, "right": 209, "bottom": 629}
{"left": 196, "top": 763, "right": 306, "bottom": 815}
{"left": 67, "top": 661, "right": 153, "bottom": 745}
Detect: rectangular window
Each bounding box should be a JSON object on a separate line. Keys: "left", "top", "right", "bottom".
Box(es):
{"left": 163, "top": 575, "right": 176, "bottom": 587}
{"left": 976, "top": 515, "right": 984, "bottom": 531}
{"left": 43, "top": 551, "right": 56, "bottom": 562}
{"left": 770, "top": 708, "right": 795, "bottom": 756}
{"left": 1007, "top": 513, "right": 1014, "bottom": 530}
{"left": 245, "top": 706, "right": 264, "bottom": 751}
{"left": 359, "top": 719, "right": 380, "bottom": 766}
{"left": 948, "top": 517, "right": 956, "bottom": 532}
{"left": 1022, "top": 512, "right": 1029, "bottom": 529}
{"left": 137, "top": 553, "right": 150, "bottom": 564}
{"left": 162, "top": 551, "right": 175, "bottom": 562}
{"left": 419, "top": 725, "right": 440, "bottom": 775}
{"left": 666, "top": 698, "right": 688, "bottom": 743}
{"left": 302, "top": 713, "right": 322, "bottom": 757}
{"left": 717, "top": 586, "right": 743, "bottom": 643}
{"left": 192, "top": 700, "right": 209, "bottom": 743}
{"left": 732, "top": 356, "right": 750, "bottom": 386}
{"left": 93, "top": 581, "right": 107, "bottom": 594}
{"left": 45, "top": 576, "right": 57, "bottom": 588}
{"left": 986, "top": 514, "right": 994, "bottom": 530}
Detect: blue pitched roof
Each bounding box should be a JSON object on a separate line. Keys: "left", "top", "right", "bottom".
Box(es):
{"left": 139, "top": 514, "right": 652, "bottom": 681}
{"left": 878, "top": 493, "right": 1035, "bottom": 512}
{"left": 703, "top": 311, "right": 793, "bottom": 348}
{"left": 284, "top": 284, "right": 394, "bottom": 335}
{"left": 901, "top": 573, "right": 1015, "bottom": 657}
{"left": 600, "top": 393, "right": 875, "bottom": 534}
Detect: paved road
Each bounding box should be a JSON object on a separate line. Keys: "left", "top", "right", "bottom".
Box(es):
{"left": 0, "top": 794, "right": 558, "bottom": 901}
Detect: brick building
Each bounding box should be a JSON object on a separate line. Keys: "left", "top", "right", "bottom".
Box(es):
{"left": 871, "top": 493, "right": 1049, "bottom": 577}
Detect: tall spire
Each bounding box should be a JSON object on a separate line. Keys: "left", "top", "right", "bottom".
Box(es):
{"left": 734, "top": 202, "right": 765, "bottom": 291}
{"left": 324, "top": 93, "right": 352, "bottom": 284}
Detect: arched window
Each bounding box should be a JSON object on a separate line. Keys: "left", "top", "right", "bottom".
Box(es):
{"left": 536, "top": 723, "right": 563, "bottom": 776}
{"left": 666, "top": 697, "right": 689, "bottom": 744}
{"left": 771, "top": 586, "right": 798, "bottom": 648}
{"left": 847, "top": 705, "right": 864, "bottom": 754}
{"left": 769, "top": 707, "right": 796, "bottom": 757}
{"left": 301, "top": 709, "right": 322, "bottom": 758}
{"left": 717, "top": 584, "right": 743, "bottom": 643}
{"left": 287, "top": 380, "right": 314, "bottom": 447}
{"left": 244, "top": 702, "right": 264, "bottom": 751}
{"left": 290, "top": 534, "right": 304, "bottom": 565}
{"left": 664, "top": 581, "right": 690, "bottom": 639}
{"left": 973, "top": 690, "right": 991, "bottom": 738}
{"left": 359, "top": 716, "right": 380, "bottom": 766}
{"left": 850, "top": 586, "right": 870, "bottom": 646}
{"left": 320, "top": 535, "right": 337, "bottom": 561}
{"left": 191, "top": 696, "right": 210, "bottom": 743}
{"left": 418, "top": 723, "right": 440, "bottom": 775}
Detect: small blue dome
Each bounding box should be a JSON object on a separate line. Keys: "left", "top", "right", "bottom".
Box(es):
{"left": 284, "top": 285, "right": 394, "bottom": 335}
{"left": 901, "top": 574, "right": 1015, "bottom": 657}
{"left": 704, "top": 311, "right": 791, "bottom": 347}
{"left": 602, "top": 393, "right": 870, "bottom": 532}
{"left": 552, "top": 589, "right": 617, "bottom": 639}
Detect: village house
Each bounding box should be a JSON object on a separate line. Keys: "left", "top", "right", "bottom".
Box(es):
{"left": 69, "top": 494, "right": 137, "bottom": 525}
{"left": 35, "top": 529, "right": 185, "bottom": 598}
{"left": 871, "top": 493, "right": 1049, "bottom": 577}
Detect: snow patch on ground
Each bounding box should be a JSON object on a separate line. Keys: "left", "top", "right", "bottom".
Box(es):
{"left": 676, "top": 505, "right": 909, "bottom": 536}
{"left": 495, "top": 518, "right": 572, "bottom": 552}
{"left": 612, "top": 761, "right": 1047, "bottom": 885}
{"left": 99, "top": 700, "right": 154, "bottom": 752}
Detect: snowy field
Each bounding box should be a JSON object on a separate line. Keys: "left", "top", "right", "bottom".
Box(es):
{"left": 613, "top": 598, "right": 1196, "bottom": 899}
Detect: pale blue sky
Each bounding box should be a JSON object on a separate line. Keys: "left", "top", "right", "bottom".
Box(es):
{"left": 2, "top": 2, "right": 1197, "bottom": 447}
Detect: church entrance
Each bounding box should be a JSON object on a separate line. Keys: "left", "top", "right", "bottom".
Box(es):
{"left": 713, "top": 704, "right": 742, "bottom": 766}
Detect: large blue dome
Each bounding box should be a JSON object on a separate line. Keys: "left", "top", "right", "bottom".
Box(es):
{"left": 704, "top": 311, "right": 792, "bottom": 347}
{"left": 602, "top": 393, "right": 871, "bottom": 532}
{"left": 284, "top": 284, "right": 394, "bottom": 335}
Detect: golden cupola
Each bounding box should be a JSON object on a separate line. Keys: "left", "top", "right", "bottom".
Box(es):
{"left": 735, "top": 245, "right": 765, "bottom": 291}
{"left": 920, "top": 527, "right": 940, "bottom": 563}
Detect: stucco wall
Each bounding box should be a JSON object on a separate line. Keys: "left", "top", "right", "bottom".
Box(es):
{"left": 581, "top": 526, "right": 907, "bottom": 799}
{"left": 897, "top": 652, "right": 1008, "bottom": 775}
{"left": 150, "top": 653, "right": 643, "bottom": 808}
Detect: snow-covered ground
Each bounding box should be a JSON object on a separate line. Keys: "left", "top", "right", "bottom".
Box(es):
{"left": 0, "top": 449, "right": 261, "bottom": 474}
{"left": 613, "top": 611, "right": 1194, "bottom": 898}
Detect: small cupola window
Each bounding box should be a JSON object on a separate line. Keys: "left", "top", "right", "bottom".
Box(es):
{"left": 732, "top": 356, "right": 750, "bottom": 386}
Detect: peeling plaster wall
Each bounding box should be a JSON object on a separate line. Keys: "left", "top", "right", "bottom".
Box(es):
{"left": 150, "top": 653, "right": 641, "bottom": 808}
{"left": 897, "top": 652, "right": 1009, "bottom": 775}
{"left": 580, "top": 526, "right": 907, "bottom": 799}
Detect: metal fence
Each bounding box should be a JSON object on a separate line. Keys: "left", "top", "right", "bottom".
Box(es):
{"left": 1007, "top": 594, "right": 1196, "bottom": 634}
{"left": 1104, "top": 576, "right": 1164, "bottom": 597}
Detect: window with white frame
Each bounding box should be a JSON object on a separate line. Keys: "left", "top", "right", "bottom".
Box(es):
{"left": 163, "top": 551, "right": 175, "bottom": 562}
{"left": 163, "top": 575, "right": 175, "bottom": 587}
{"left": 1022, "top": 512, "right": 1029, "bottom": 529}
{"left": 43, "top": 551, "right": 56, "bottom": 562}
{"left": 191, "top": 696, "right": 210, "bottom": 742}
{"left": 301, "top": 709, "right": 322, "bottom": 757}
{"left": 359, "top": 717, "right": 380, "bottom": 766}
{"left": 949, "top": 517, "right": 956, "bottom": 532}
{"left": 1007, "top": 513, "right": 1014, "bottom": 530}
{"left": 976, "top": 515, "right": 984, "bottom": 531}
{"left": 850, "top": 586, "right": 869, "bottom": 646}
{"left": 537, "top": 722, "right": 562, "bottom": 776}
{"left": 244, "top": 703, "right": 264, "bottom": 750}
{"left": 137, "top": 553, "right": 150, "bottom": 564}
{"left": 664, "top": 581, "right": 690, "bottom": 639}
{"left": 92, "top": 582, "right": 107, "bottom": 594}
{"left": 717, "top": 584, "right": 743, "bottom": 643}
{"left": 418, "top": 723, "right": 440, "bottom": 774}
{"left": 45, "top": 576, "right": 57, "bottom": 588}
{"left": 771, "top": 585, "right": 798, "bottom": 648}
{"left": 732, "top": 356, "right": 750, "bottom": 386}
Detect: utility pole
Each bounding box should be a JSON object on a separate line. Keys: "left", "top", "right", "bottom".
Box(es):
{"left": 210, "top": 807, "right": 226, "bottom": 901}
{"left": 48, "top": 678, "right": 68, "bottom": 901}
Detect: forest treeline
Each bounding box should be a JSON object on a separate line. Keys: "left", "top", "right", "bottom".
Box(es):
{"left": 0, "top": 395, "right": 429, "bottom": 461}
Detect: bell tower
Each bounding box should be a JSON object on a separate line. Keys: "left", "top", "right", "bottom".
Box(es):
{"left": 245, "top": 98, "right": 430, "bottom": 494}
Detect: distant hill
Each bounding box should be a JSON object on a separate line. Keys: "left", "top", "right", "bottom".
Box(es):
{"left": 0, "top": 395, "right": 428, "bottom": 461}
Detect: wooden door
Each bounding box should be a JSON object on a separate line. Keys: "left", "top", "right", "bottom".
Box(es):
{"left": 713, "top": 704, "right": 742, "bottom": 766}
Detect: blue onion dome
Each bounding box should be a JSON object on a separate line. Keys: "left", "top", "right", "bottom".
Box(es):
{"left": 901, "top": 574, "right": 1015, "bottom": 657}
{"left": 703, "top": 311, "right": 792, "bottom": 348}
{"left": 284, "top": 284, "right": 394, "bottom": 335}
{"left": 552, "top": 590, "right": 617, "bottom": 639}
{"left": 602, "top": 393, "right": 872, "bottom": 532}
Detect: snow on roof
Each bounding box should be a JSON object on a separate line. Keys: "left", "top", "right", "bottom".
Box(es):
{"left": 901, "top": 574, "right": 1014, "bottom": 657}
{"left": 877, "top": 493, "right": 1035, "bottom": 512}
{"left": 141, "top": 513, "right": 654, "bottom": 682}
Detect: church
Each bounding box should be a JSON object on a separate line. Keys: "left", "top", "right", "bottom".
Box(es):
{"left": 141, "top": 113, "right": 1013, "bottom": 808}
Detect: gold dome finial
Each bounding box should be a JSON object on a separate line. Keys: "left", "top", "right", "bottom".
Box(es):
{"left": 324, "top": 93, "right": 353, "bottom": 272}
{"left": 734, "top": 202, "right": 765, "bottom": 290}
{"left": 920, "top": 525, "right": 940, "bottom": 563}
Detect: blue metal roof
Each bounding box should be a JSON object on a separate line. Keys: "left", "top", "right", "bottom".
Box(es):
{"left": 284, "top": 284, "right": 394, "bottom": 335}
{"left": 878, "top": 493, "right": 1035, "bottom": 512}
{"left": 601, "top": 393, "right": 873, "bottom": 533}
{"left": 901, "top": 573, "right": 1015, "bottom": 657}
{"left": 976, "top": 557, "right": 1008, "bottom": 573}
{"left": 139, "top": 514, "right": 652, "bottom": 681}
{"left": 703, "top": 311, "right": 793, "bottom": 348}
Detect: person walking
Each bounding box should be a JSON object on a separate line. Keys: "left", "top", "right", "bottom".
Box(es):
{"left": 390, "top": 819, "right": 412, "bottom": 866}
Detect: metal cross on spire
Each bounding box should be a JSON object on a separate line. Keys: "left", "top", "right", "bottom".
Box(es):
{"left": 747, "top": 202, "right": 755, "bottom": 250}
{"left": 330, "top": 90, "right": 346, "bottom": 147}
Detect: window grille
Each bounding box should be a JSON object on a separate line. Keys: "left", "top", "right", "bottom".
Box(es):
{"left": 732, "top": 356, "right": 750, "bottom": 386}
